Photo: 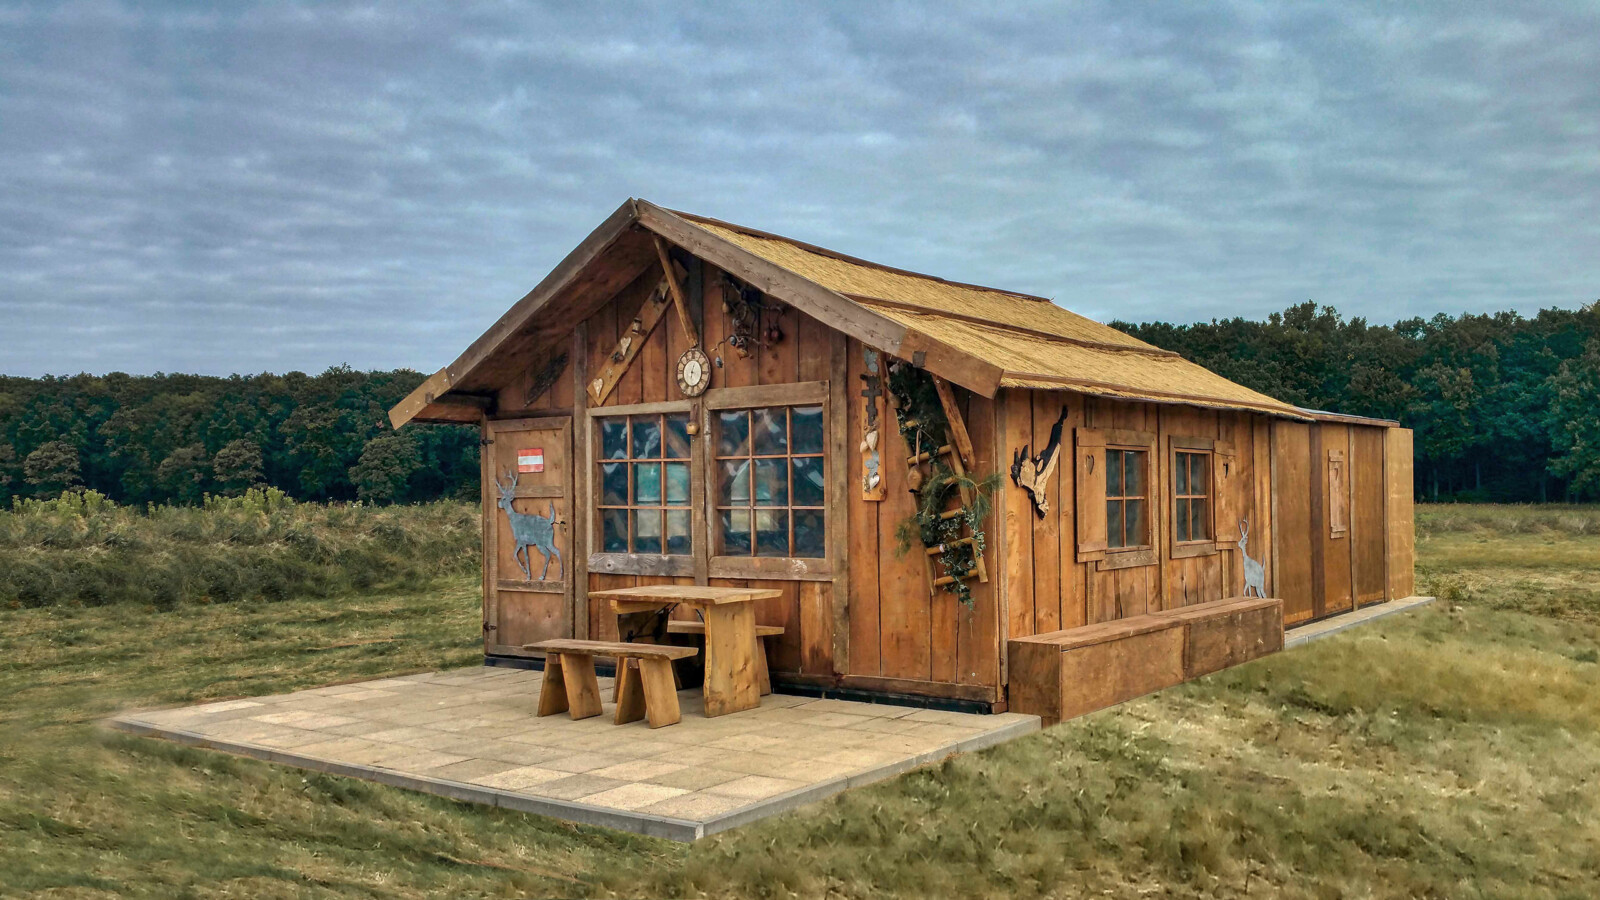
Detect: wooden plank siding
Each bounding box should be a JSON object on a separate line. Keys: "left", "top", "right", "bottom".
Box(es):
{"left": 469, "top": 239, "right": 1414, "bottom": 706}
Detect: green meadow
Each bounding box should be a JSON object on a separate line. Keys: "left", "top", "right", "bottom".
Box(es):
{"left": 2, "top": 502, "right": 1597, "bottom": 898}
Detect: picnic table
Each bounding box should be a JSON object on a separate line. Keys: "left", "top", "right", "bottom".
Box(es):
{"left": 587, "top": 585, "right": 780, "bottom": 717}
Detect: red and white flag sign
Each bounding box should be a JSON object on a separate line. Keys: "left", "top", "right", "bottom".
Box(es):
{"left": 517, "top": 448, "right": 544, "bottom": 473}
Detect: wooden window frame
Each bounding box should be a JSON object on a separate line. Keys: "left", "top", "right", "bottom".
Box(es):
{"left": 586, "top": 399, "right": 697, "bottom": 578}
{"left": 1170, "top": 435, "right": 1221, "bottom": 559}
{"left": 704, "top": 381, "right": 833, "bottom": 580}
{"left": 1099, "top": 428, "right": 1159, "bottom": 571}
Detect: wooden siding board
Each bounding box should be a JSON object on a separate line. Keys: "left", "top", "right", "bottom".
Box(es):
{"left": 1318, "top": 424, "right": 1354, "bottom": 616}
{"left": 1351, "top": 426, "right": 1387, "bottom": 605}
{"left": 1273, "top": 421, "right": 1314, "bottom": 625}
{"left": 1385, "top": 427, "right": 1416, "bottom": 599}
{"left": 959, "top": 389, "right": 1001, "bottom": 689}
{"left": 1001, "top": 389, "right": 1036, "bottom": 638}
{"left": 846, "top": 338, "right": 883, "bottom": 676}
{"left": 1030, "top": 390, "right": 1063, "bottom": 633}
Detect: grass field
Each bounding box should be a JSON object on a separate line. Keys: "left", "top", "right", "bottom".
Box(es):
{"left": 2, "top": 504, "right": 1598, "bottom": 897}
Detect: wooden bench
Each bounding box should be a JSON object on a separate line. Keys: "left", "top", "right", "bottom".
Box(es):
{"left": 1008, "top": 597, "right": 1282, "bottom": 726}
{"left": 526, "top": 639, "right": 698, "bottom": 728}
{"left": 665, "top": 620, "right": 783, "bottom": 696}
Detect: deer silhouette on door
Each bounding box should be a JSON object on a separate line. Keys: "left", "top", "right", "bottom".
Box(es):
{"left": 495, "top": 470, "right": 563, "bottom": 581}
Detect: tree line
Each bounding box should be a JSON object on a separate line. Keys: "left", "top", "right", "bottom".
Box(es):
{"left": 0, "top": 366, "right": 478, "bottom": 507}
{"left": 1113, "top": 301, "right": 1600, "bottom": 502}
{"left": 2, "top": 302, "right": 1597, "bottom": 507}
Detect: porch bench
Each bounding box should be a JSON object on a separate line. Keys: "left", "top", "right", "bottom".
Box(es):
{"left": 1008, "top": 596, "right": 1282, "bottom": 726}
{"left": 526, "top": 639, "right": 698, "bottom": 728}
{"left": 665, "top": 620, "right": 783, "bottom": 696}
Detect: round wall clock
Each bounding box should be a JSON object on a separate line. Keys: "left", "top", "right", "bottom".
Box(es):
{"left": 676, "top": 347, "right": 712, "bottom": 397}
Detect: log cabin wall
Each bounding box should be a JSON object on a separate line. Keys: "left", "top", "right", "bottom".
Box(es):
{"left": 996, "top": 389, "right": 1275, "bottom": 645}
{"left": 481, "top": 247, "right": 1415, "bottom": 706}
{"left": 504, "top": 256, "right": 1004, "bottom": 701}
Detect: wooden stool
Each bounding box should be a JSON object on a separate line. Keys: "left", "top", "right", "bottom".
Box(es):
{"left": 526, "top": 639, "right": 697, "bottom": 728}
{"left": 666, "top": 620, "right": 783, "bottom": 695}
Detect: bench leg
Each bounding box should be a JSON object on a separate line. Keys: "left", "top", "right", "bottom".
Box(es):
{"left": 614, "top": 658, "right": 646, "bottom": 725}
{"left": 561, "top": 653, "right": 603, "bottom": 720}
{"left": 639, "top": 657, "right": 681, "bottom": 728}
{"left": 537, "top": 655, "right": 569, "bottom": 717}
{"left": 755, "top": 637, "right": 772, "bottom": 696}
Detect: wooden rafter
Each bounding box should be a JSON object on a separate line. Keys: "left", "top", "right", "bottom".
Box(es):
{"left": 653, "top": 236, "right": 698, "bottom": 347}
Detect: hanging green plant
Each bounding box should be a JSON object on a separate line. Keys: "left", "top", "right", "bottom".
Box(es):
{"left": 885, "top": 362, "right": 998, "bottom": 608}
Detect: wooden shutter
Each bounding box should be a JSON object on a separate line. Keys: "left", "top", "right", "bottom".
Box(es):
{"left": 1075, "top": 428, "right": 1107, "bottom": 561}
{"left": 1328, "top": 449, "right": 1349, "bottom": 538}
{"left": 1212, "top": 440, "right": 1236, "bottom": 544}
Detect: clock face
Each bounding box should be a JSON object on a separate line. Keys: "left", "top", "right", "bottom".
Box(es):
{"left": 677, "top": 348, "right": 711, "bottom": 397}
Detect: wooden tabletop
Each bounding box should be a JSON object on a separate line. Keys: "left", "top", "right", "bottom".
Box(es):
{"left": 588, "top": 584, "right": 783, "bottom": 605}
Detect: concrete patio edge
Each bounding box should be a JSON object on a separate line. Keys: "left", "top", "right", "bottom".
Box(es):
{"left": 1284, "top": 595, "right": 1436, "bottom": 649}
{"left": 105, "top": 709, "right": 1042, "bottom": 843}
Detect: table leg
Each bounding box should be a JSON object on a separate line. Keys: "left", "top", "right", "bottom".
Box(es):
{"left": 702, "top": 604, "right": 760, "bottom": 716}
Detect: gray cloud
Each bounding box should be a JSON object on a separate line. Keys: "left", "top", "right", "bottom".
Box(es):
{"left": 2, "top": 1, "right": 1597, "bottom": 376}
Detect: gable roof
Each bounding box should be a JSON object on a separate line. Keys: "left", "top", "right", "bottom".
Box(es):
{"left": 390, "top": 198, "right": 1317, "bottom": 427}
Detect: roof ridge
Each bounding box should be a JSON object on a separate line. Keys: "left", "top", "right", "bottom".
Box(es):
{"left": 667, "top": 207, "right": 1056, "bottom": 304}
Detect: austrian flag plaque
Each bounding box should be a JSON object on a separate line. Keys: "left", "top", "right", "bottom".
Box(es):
{"left": 516, "top": 448, "right": 544, "bottom": 474}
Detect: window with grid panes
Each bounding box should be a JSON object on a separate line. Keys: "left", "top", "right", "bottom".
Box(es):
{"left": 596, "top": 412, "right": 692, "bottom": 555}
{"left": 1174, "top": 450, "right": 1211, "bottom": 542}
{"left": 1105, "top": 447, "right": 1149, "bottom": 550}
{"left": 714, "top": 405, "right": 826, "bottom": 558}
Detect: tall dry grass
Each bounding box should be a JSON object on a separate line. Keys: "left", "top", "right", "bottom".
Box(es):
{"left": 0, "top": 489, "right": 479, "bottom": 609}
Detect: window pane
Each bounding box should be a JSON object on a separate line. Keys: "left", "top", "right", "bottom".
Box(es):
{"left": 719, "top": 509, "right": 751, "bottom": 555}
{"left": 792, "top": 456, "right": 825, "bottom": 506}
{"left": 718, "top": 459, "right": 750, "bottom": 504}
{"left": 602, "top": 419, "right": 628, "bottom": 460}
{"left": 752, "top": 408, "right": 787, "bottom": 455}
{"left": 1126, "top": 498, "right": 1146, "bottom": 545}
{"left": 601, "top": 462, "right": 627, "bottom": 506}
{"left": 665, "top": 462, "right": 690, "bottom": 505}
{"left": 1191, "top": 453, "right": 1207, "bottom": 493}
{"left": 634, "top": 462, "right": 661, "bottom": 504}
{"left": 792, "top": 405, "right": 824, "bottom": 454}
{"left": 754, "top": 510, "right": 789, "bottom": 557}
{"left": 1107, "top": 499, "right": 1125, "bottom": 548}
{"left": 1125, "top": 451, "right": 1145, "bottom": 496}
{"left": 1175, "top": 455, "right": 1189, "bottom": 495}
{"left": 632, "top": 417, "right": 661, "bottom": 459}
{"left": 1192, "top": 498, "right": 1209, "bottom": 540}
{"left": 753, "top": 458, "right": 788, "bottom": 506}
{"left": 601, "top": 509, "right": 628, "bottom": 553}
{"left": 1106, "top": 450, "right": 1124, "bottom": 497}
{"left": 632, "top": 509, "right": 662, "bottom": 554}
{"left": 664, "top": 414, "right": 691, "bottom": 459}
{"left": 793, "top": 510, "right": 825, "bottom": 558}
{"left": 717, "top": 411, "right": 749, "bottom": 457}
{"left": 1176, "top": 498, "right": 1191, "bottom": 542}
{"left": 665, "top": 509, "right": 691, "bottom": 555}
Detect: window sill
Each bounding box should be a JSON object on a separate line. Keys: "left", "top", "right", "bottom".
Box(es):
{"left": 587, "top": 553, "right": 694, "bottom": 577}
{"left": 709, "top": 556, "right": 832, "bottom": 581}
{"left": 1171, "top": 541, "right": 1219, "bottom": 559}
{"left": 1097, "top": 548, "right": 1157, "bottom": 571}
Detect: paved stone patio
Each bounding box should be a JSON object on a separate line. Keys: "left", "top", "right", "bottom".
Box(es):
{"left": 109, "top": 667, "right": 1039, "bottom": 841}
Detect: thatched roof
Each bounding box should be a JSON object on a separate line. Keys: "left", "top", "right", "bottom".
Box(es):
{"left": 392, "top": 199, "right": 1348, "bottom": 427}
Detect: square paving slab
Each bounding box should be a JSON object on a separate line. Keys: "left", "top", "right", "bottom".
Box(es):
{"left": 109, "top": 666, "right": 1039, "bottom": 841}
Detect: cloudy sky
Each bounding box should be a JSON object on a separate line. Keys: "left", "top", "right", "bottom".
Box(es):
{"left": 3, "top": 2, "right": 1598, "bottom": 377}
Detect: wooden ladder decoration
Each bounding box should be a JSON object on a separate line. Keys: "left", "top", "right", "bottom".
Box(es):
{"left": 894, "top": 376, "right": 990, "bottom": 597}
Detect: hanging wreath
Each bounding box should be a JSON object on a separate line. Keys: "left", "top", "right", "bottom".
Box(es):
{"left": 885, "top": 362, "right": 998, "bottom": 608}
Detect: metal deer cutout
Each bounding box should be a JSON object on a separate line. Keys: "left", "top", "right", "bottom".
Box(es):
{"left": 1010, "top": 406, "right": 1069, "bottom": 519}
{"left": 1238, "top": 516, "right": 1266, "bottom": 598}
{"left": 495, "top": 471, "right": 563, "bottom": 582}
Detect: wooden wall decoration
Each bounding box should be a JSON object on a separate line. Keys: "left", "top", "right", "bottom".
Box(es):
{"left": 859, "top": 348, "right": 887, "bottom": 501}
{"left": 523, "top": 352, "right": 568, "bottom": 409}
{"left": 494, "top": 470, "right": 564, "bottom": 581}
{"left": 1238, "top": 515, "right": 1266, "bottom": 598}
{"left": 1011, "top": 405, "right": 1068, "bottom": 518}
{"left": 587, "top": 275, "right": 674, "bottom": 407}
{"left": 1327, "top": 448, "right": 1349, "bottom": 538}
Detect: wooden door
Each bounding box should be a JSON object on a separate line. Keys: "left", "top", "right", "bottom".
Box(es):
{"left": 483, "top": 416, "right": 573, "bottom": 657}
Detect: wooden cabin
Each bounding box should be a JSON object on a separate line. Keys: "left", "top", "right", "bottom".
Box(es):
{"left": 389, "top": 198, "right": 1418, "bottom": 721}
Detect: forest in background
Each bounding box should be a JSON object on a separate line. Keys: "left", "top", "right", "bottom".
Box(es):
{"left": 1, "top": 301, "right": 1597, "bottom": 507}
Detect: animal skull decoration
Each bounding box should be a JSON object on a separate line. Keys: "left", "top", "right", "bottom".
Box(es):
{"left": 1011, "top": 406, "right": 1069, "bottom": 519}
